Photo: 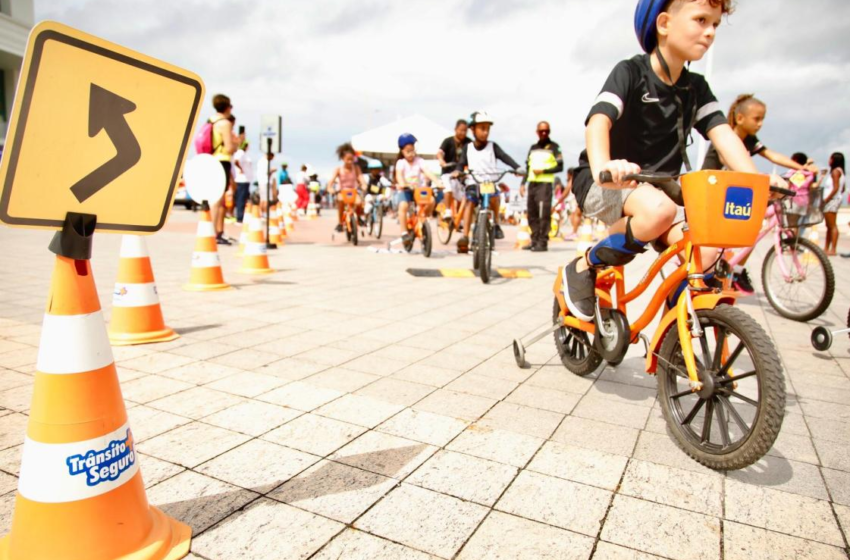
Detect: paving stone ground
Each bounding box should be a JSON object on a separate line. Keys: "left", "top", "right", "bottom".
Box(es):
{"left": 1, "top": 206, "right": 850, "bottom": 559}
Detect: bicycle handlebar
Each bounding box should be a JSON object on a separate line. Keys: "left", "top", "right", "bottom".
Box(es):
{"left": 463, "top": 169, "right": 525, "bottom": 184}
{"left": 598, "top": 171, "right": 684, "bottom": 205}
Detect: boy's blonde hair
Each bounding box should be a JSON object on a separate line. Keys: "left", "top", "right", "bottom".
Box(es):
{"left": 728, "top": 94, "right": 766, "bottom": 127}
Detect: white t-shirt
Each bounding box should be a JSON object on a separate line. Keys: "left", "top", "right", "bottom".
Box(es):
{"left": 256, "top": 159, "right": 279, "bottom": 187}
{"left": 233, "top": 149, "right": 253, "bottom": 183}
{"left": 396, "top": 157, "right": 427, "bottom": 188}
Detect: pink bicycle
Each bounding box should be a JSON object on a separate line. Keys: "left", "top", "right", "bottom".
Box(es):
{"left": 716, "top": 195, "right": 834, "bottom": 322}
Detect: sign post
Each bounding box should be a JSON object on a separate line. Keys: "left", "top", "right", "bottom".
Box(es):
{"left": 261, "top": 114, "right": 282, "bottom": 249}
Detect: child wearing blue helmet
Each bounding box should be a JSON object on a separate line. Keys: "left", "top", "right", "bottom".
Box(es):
{"left": 396, "top": 133, "right": 440, "bottom": 240}
{"left": 563, "top": 0, "right": 779, "bottom": 322}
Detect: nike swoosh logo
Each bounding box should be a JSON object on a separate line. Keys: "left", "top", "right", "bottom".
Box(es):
{"left": 642, "top": 92, "right": 660, "bottom": 103}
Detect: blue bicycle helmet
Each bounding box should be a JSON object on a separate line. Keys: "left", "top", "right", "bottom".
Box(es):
{"left": 367, "top": 159, "right": 383, "bottom": 170}
{"left": 635, "top": 0, "right": 668, "bottom": 53}
{"left": 398, "top": 133, "right": 417, "bottom": 149}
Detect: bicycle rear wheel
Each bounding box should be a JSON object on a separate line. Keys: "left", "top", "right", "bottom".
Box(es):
{"left": 657, "top": 304, "right": 785, "bottom": 470}
{"left": 437, "top": 214, "right": 453, "bottom": 244}
{"left": 478, "top": 212, "right": 492, "bottom": 284}
{"left": 762, "top": 236, "right": 834, "bottom": 321}
{"left": 553, "top": 299, "right": 601, "bottom": 376}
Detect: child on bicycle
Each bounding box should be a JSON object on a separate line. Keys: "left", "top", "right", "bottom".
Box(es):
{"left": 564, "top": 0, "right": 779, "bottom": 322}
{"left": 455, "top": 111, "right": 522, "bottom": 252}
{"left": 326, "top": 143, "right": 365, "bottom": 232}
{"left": 364, "top": 160, "right": 392, "bottom": 219}
{"left": 701, "top": 94, "right": 818, "bottom": 293}
{"left": 396, "top": 133, "right": 440, "bottom": 241}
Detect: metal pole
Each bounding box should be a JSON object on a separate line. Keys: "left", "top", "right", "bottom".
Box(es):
{"left": 266, "top": 137, "right": 276, "bottom": 249}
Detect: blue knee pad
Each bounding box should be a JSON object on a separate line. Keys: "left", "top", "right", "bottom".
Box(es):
{"left": 666, "top": 272, "right": 716, "bottom": 310}
{"left": 587, "top": 219, "right": 648, "bottom": 267}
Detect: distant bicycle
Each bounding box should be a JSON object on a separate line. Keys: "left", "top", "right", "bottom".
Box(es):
{"left": 339, "top": 188, "right": 360, "bottom": 246}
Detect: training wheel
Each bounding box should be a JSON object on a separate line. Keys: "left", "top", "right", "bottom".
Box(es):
{"left": 811, "top": 326, "right": 833, "bottom": 351}
{"left": 513, "top": 339, "right": 528, "bottom": 369}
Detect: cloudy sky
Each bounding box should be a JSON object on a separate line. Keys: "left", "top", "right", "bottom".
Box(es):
{"left": 37, "top": 0, "right": 850, "bottom": 179}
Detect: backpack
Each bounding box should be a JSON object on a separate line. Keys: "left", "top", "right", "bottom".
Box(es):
{"left": 193, "top": 118, "right": 225, "bottom": 155}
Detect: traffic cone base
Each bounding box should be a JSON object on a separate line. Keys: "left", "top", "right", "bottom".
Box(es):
{"left": 238, "top": 207, "right": 275, "bottom": 274}
{"left": 0, "top": 255, "right": 191, "bottom": 560}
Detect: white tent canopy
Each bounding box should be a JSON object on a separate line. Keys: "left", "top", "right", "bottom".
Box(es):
{"left": 352, "top": 115, "right": 452, "bottom": 167}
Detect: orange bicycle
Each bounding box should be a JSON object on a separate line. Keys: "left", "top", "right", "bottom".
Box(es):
{"left": 402, "top": 186, "right": 435, "bottom": 257}
{"left": 514, "top": 170, "right": 788, "bottom": 470}
{"left": 339, "top": 188, "right": 360, "bottom": 246}
{"left": 436, "top": 192, "right": 467, "bottom": 246}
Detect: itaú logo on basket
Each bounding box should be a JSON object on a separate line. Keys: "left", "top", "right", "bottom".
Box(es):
{"left": 723, "top": 187, "right": 753, "bottom": 220}
{"left": 66, "top": 429, "right": 136, "bottom": 487}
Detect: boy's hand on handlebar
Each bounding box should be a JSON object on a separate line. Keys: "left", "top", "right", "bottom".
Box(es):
{"left": 514, "top": 168, "right": 526, "bottom": 177}
{"left": 768, "top": 174, "right": 790, "bottom": 200}
{"left": 597, "top": 160, "right": 641, "bottom": 188}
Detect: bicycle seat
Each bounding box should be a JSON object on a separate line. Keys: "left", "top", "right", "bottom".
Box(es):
{"left": 599, "top": 171, "right": 684, "bottom": 206}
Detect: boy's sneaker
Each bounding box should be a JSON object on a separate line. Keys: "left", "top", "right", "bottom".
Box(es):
{"left": 443, "top": 209, "right": 452, "bottom": 219}
{"left": 457, "top": 236, "right": 469, "bottom": 253}
{"left": 563, "top": 257, "right": 596, "bottom": 322}
{"left": 335, "top": 224, "right": 343, "bottom": 233}
{"left": 216, "top": 236, "right": 231, "bottom": 246}
{"left": 732, "top": 269, "right": 755, "bottom": 295}
{"left": 494, "top": 224, "right": 504, "bottom": 240}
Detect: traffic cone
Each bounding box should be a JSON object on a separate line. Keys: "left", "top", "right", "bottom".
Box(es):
{"left": 576, "top": 219, "right": 594, "bottom": 257}
{"left": 269, "top": 204, "right": 283, "bottom": 246}
{"left": 183, "top": 207, "right": 231, "bottom": 291}
{"left": 284, "top": 205, "right": 295, "bottom": 233}
{"left": 515, "top": 213, "right": 532, "bottom": 249}
{"left": 236, "top": 202, "right": 254, "bottom": 256}
{"left": 0, "top": 255, "right": 191, "bottom": 560}
{"left": 238, "top": 207, "right": 274, "bottom": 274}
{"left": 108, "top": 235, "right": 179, "bottom": 346}
{"left": 595, "top": 220, "right": 608, "bottom": 241}
{"left": 307, "top": 202, "right": 318, "bottom": 220}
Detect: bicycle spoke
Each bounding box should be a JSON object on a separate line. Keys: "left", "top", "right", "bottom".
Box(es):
{"left": 699, "top": 335, "right": 712, "bottom": 373}
{"left": 701, "top": 399, "right": 715, "bottom": 443}
{"left": 726, "top": 390, "right": 758, "bottom": 407}
{"left": 719, "top": 395, "right": 750, "bottom": 434}
{"left": 718, "top": 370, "right": 756, "bottom": 385}
{"left": 712, "top": 327, "right": 728, "bottom": 371}
{"left": 682, "top": 397, "right": 705, "bottom": 425}
{"left": 671, "top": 388, "right": 694, "bottom": 400}
{"left": 718, "top": 342, "right": 744, "bottom": 376}
{"left": 716, "top": 397, "right": 731, "bottom": 447}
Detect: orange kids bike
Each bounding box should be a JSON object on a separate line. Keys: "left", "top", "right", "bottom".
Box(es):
{"left": 402, "top": 185, "right": 435, "bottom": 257}
{"left": 339, "top": 188, "right": 360, "bottom": 246}
{"left": 514, "top": 170, "right": 789, "bottom": 470}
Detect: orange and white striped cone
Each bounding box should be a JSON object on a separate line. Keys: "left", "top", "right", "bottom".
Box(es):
{"left": 515, "top": 214, "right": 532, "bottom": 249}
{"left": 284, "top": 205, "right": 295, "bottom": 233}
{"left": 0, "top": 255, "right": 191, "bottom": 560}
{"left": 268, "top": 204, "right": 283, "bottom": 246}
{"left": 307, "top": 202, "right": 318, "bottom": 220}
{"left": 275, "top": 203, "right": 288, "bottom": 245}
{"left": 236, "top": 202, "right": 254, "bottom": 256}
{"left": 183, "top": 207, "right": 231, "bottom": 291}
{"left": 238, "top": 208, "right": 274, "bottom": 275}
{"left": 108, "top": 236, "right": 179, "bottom": 346}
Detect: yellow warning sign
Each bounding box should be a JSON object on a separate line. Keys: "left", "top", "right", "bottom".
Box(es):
{"left": 0, "top": 21, "right": 204, "bottom": 233}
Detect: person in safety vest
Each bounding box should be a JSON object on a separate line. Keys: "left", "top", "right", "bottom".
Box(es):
{"left": 521, "top": 121, "right": 564, "bottom": 252}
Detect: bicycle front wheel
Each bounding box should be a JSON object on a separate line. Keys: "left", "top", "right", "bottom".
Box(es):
{"left": 657, "top": 304, "right": 785, "bottom": 470}
{"left": 422, "top": 220, "right": 433, "bottom": 258}
{"left": 478, "top": 213, "right": 492, "bottom": 284}
{"left": 350, "top": 213, "right": 358, "bottom": 246}
{"left": 437, "top": 214, "right": 453, "bottom": 245}
{"left": 376, "top": 205, "right": 384, "bottom": 239}
{"left": 762, "top": 236, "right": 834, "bottom": 321}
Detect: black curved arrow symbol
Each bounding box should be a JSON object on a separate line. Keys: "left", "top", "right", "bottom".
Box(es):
{"left": 70, "top": 84, "right": 142, "bottom": 203}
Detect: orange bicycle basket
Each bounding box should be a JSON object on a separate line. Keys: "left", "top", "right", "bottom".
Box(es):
{"left": 340, "top": 188, "right": 358, "bottom": 205}
{"left": 682, "top": 170, "right": 769, "bottom": 248}
{"left": 413, "top": 186, "right": 434, "bottom": 205}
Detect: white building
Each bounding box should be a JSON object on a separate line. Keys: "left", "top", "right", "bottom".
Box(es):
{"left": 0, "top": 0, "right": 34, "bottom": 148}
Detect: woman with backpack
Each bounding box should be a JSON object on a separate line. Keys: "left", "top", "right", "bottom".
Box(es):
{"left": 822, "top": 152, "right": 846, "bottom": 256}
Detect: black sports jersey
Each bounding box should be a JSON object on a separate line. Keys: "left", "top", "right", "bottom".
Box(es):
{"left": 574, "top": 54, "right": 726, "bottom": 207}
{"left": 701, "top": 135, "right": 766, "bottom": 170}
{"left": 438, "top": 136, "right": 472, "bottom": 174}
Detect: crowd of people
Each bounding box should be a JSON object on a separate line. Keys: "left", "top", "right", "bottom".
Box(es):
{"left": 195, "top": 0, "right": 847, "bottom": 292}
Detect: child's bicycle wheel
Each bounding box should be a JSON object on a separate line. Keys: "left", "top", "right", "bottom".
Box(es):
{"left": 477, "top": 214, "right": 492, "bottom": 284}
{"left": 657, "top": 304, "right": 785, "bottom": 470}
{"left": 421, "top": 220, "right": 433, "bottom": 258}
{"left": 349, "top": 213, "right": 358, "bottom": 246}
{"left": 762, "top": 236, "right": 834, "bottom": 322}
{"left": 553, "top": 299, "right": 602, "bottom": 376}
{"left": 437, "top": 214, "right": 454, "bottom": 245}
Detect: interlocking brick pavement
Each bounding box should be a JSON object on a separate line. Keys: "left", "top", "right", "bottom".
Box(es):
{"left": 1, "top": 207, "right": 849, "bottom": 559}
